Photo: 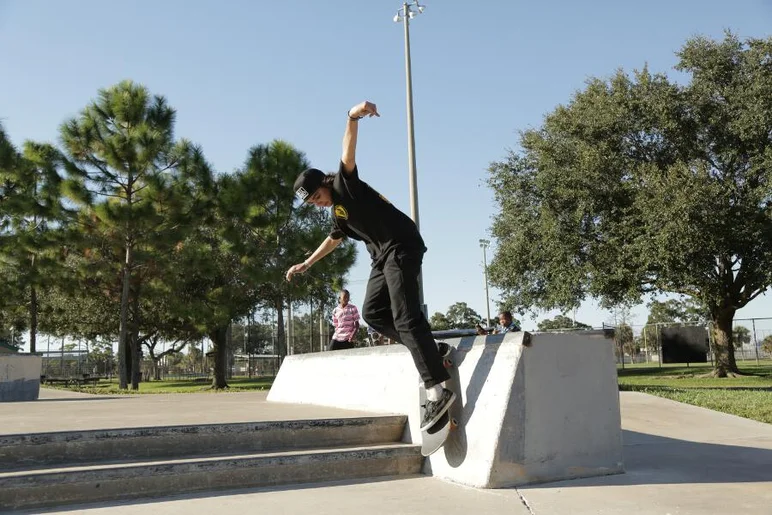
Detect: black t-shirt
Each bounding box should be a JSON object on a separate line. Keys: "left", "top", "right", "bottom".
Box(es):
{"left": 329, "top": 162, "right": 426, "bottom": 266}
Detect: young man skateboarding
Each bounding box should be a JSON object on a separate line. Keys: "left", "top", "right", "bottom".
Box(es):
{"left": 285, "top": 100, "right": 455, "bottom": 430}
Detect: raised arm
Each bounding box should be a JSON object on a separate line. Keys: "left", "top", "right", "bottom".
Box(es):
{"left": 341, "top": 101, "right": 380, "bottom": 174}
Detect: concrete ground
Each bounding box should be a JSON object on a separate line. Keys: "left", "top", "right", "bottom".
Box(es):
{"left": 6, "top": 389, "right": 772, "bottom": 515}
{"left": 0, "top": 388, "right": 381, "bottom": 434}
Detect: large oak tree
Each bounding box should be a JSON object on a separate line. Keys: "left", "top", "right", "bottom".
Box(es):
{"left": 488, "top": 33, "right": 772, "bottom": 376}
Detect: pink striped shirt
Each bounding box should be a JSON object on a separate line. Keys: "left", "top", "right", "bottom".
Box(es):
{"left": 332, "top": 304, "right": 360, "bottom": 341}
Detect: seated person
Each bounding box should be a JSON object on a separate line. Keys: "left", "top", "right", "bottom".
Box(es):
{"left": 496, "top": 310, "right": 521, "bottom": 333}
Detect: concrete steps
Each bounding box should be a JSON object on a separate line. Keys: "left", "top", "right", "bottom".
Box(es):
{"left": 0, "top": 416, "right": 422, "bottom": 511}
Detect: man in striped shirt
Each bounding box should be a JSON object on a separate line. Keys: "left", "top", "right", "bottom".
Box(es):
{"left": 329, "top": 289, "right": 360, "bottom": 350}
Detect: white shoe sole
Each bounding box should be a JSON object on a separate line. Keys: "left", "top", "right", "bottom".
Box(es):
{"left": 420, "top": 391, "right": 457, "bottom": 431}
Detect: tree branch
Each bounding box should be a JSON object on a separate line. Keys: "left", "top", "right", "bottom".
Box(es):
{"left": 156, "top": 159, "right": 180, "bottom": 174}
{"left": 85, "top": 157, "right": 121, "bottom": 185}
{"left": 89, "top": 190, "right": 126, "bottom": 199}
{"left": 157, "top": 339, "right": 191, "bottom": 358}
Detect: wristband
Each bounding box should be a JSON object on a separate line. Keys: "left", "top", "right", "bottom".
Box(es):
{"left": 347, "top": 109, "right": 363, "bottom": 121}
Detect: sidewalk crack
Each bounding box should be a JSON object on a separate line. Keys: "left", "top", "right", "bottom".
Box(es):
{"left": 515, "top": 488, "right": 535, "bottom": 514}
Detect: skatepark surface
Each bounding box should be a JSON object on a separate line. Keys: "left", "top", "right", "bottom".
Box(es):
{"left": 4, "top": 388, "right": 771, "bottom": 515}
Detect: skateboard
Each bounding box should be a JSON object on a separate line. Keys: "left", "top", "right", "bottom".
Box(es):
{"left": 418, "top": 345, "right": 460, "bottom": 457}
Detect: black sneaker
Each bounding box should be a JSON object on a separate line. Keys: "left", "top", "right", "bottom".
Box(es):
{"left": 420, "top": 388, "right": 456, "bottom": 431}
{"left": 437, "top": 341, "right": 452, "bottom": 358}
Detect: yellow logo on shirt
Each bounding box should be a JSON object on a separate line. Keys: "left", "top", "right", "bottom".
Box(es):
{"left": 334, "top": 205, "right": 349, "bottom": 220}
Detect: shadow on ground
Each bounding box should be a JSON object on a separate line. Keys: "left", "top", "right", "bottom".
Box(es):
{"left": 519, "top": 429, "right": 772, "bottom": 489}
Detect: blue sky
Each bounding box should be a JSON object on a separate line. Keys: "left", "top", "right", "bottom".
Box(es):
{"left": 2, "top": 0, "right": 771, "bottom": 332}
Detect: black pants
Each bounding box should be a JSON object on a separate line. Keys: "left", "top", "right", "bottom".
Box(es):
{"left": 328, "top": 339, "right": 354, "bottom": 351}
{"left": 362, "top": 248, "right": 450, "bottom": 388}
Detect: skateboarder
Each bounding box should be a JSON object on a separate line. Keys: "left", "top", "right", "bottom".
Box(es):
{"left": 329, "top": 289, "right": 360, "bottom": 351}
{"left": 285, "top": 100, "right": 455, "bottom": 430}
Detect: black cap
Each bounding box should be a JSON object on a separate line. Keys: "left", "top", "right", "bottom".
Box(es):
{"left": 293, "top": 168, "right": 324, "bottom": 202}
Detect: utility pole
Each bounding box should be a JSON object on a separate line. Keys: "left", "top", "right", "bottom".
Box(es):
{"left": 479, "top": 239, "right": 492, "bottom": 326}
{"left": 394, "top": 1, "right": 426, "bottom": 308}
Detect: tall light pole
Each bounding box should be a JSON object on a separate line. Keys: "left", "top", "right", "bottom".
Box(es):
{"left": 394, "top": 1, "right": 426, "bottom": 308}
{"left": 479, "top": 239, "right": 492, "bottom": 326}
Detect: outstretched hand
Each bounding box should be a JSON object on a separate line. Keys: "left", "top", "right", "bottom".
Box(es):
{"left": 349, "top": 101, "right": 380, "bottom": 119}
{"left": 285, "top": 262, "right": 309, "bottom": 282}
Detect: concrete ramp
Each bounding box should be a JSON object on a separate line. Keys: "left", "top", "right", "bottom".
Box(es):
{"left": 267, "top": 331, "right": 624, "bottom": 488}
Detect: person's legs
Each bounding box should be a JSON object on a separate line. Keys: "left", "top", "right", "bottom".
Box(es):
{"left": 328, "top": 339, "right": 354, "bottom": 351}
{"left": 363, "top": 252, "right": 454, "bottom": 429}
{"left": 382, "top": 250, "right": 450, "bottom": 389}
{"left": 362, "top": 265, "right": 402, "bottom": 344}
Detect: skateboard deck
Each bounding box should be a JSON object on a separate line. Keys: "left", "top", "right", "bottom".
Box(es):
{"left": 418, "top": 345, "right": 459, "bottom": 457}
{"left": 417, "top": 336, "right": 529, "bottom": 460}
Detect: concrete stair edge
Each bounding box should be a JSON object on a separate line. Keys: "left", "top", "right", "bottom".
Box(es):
{"left": 0, "top": 443, "right": 422, "bottom": 511}
{"left": 0, "top": 415, "right": 408, "bottom": 468}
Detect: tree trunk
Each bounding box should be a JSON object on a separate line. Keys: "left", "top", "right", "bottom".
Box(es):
{"left": 124, "top": 337, "right": 132, "bottom": 384}
{"left": 711, "top": 309, "right": 739, "bottom": 377}
{"left": 28, "top": 234, "right": 38, "bottom": 354}
{"left": 275, "top": 298, "right": 287, "bottom": 361}
{"left": 152, "top": 355, "right": 162, "bottom": 381}
{"left": 210, "top": 326, "right": 229, "bottom": 389}
{"left": 247, "top": 316, "right": 253, "bottom": 378}
{"left": 29, "top": 283, "right": 37, "bottom": 354}
{"left": 226, "top": 323, "right": 233, "bottom": 380}
{"left": 118, "top": 243, "right": 133, "bottom": 389}
{"left": 130, "top": 332, "right": 141, "bottom": 390}
{"left": 148, "top": 346, "right": 159, "bottom": 381}
{"left": 130, "top": 293, "right": 141, "bottom": 390}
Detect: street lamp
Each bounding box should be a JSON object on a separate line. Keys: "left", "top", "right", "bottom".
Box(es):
{"left": 394, "top": 1, "right": 426, "bottom": 308}
{"left": 479, "top": 239, "right": 492, "bottom": 327}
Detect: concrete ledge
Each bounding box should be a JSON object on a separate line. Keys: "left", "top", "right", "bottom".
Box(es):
{"left": 0, "top": 354, "right": 42, "bottom": 402}
{"left": 268, "top": 331, "right": 624, "bottom": 488}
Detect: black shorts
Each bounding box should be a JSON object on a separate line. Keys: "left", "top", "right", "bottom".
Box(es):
{"left": 328, "top": 339, "right": 355, "bottom": 351}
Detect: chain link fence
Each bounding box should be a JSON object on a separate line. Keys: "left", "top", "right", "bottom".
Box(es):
{"left": 28, "top": 300, "right": 398, "bottom": 384}
{"left": 731, "top": 317, "right": 772, "bottom": 363}
{"left": 38, "top": 336, "right": 113, "bottom": 382}
{"left": 606, "top": 317, "right": 772, "bottom": 367}
{"left": 32, "top": 314, "right": 772, "bottom": 383}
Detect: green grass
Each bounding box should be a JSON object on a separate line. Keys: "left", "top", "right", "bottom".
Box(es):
{"left": 50, "top": 361, "right": 772, "bottom": 425}
{"left": 48, "top": 376, "right": 275, "bottom": 395}
{"left": 618, "top": 360, "right": 772, "bottom": 424}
